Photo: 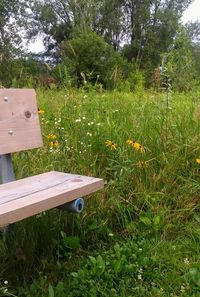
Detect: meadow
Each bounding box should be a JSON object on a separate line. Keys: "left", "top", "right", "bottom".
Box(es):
{"left": 1, "top": 87, "right": 200, "bottom": 296}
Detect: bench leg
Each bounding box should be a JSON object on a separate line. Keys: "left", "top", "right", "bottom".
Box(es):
{"left": 0, "top": 154, "right": 15, "bottom": 234}
{"left": 0, "top": 154, "right": 15, "bottom": 184}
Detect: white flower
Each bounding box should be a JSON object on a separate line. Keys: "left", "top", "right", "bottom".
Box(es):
{"left": 137, "top": 274, "right": 142, "bottom": 280}
{"left": 184, "top": 258, "right": 189, "bottom": 265}
{"left": 4, "top": 280, "right": 8, "bottom": 285}
{"left": 75, "top": 119, "right": 81, "bottom": 122}
{"left": 180, "top": 285, "right": 186, "bottom": 293}
{"left": 108, "top": 233, "right": 114, "bottom": 237}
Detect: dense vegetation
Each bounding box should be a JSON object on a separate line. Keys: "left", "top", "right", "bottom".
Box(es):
{"left": 1, "top": 0, "right": 200, "bottom": 296}
{"left": 0, "top": 0, "right": 200, "bottom": 91}
{"left": 1, "top": 89, "right": 200, "bottom": 296}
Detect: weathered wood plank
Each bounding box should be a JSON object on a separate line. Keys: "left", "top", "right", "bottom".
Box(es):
{"left": 0, "top": 171, "right": 104, "bottom": 227}
{"left": 0, "top": 89, "right": 43, "bottom": 154}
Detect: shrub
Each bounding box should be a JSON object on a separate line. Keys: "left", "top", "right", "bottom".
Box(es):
{"left": 59, "top": 29, "right": 125, "bottom": 88}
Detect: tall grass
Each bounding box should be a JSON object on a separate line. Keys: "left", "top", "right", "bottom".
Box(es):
{"left": 1, "top": 88, "right": 200, "bottom": 295}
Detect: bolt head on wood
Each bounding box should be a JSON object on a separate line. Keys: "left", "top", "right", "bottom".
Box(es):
{"left": 8, "top": 130, "right": 13, "bottom": 135}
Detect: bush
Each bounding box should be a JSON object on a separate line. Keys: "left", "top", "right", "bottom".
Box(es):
{"left": 59, "top": 29, "right": 125, "bottom": 88}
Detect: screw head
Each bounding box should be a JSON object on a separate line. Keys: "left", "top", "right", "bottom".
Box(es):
{"left": 8, "top": 130, "right": 13, "bottom": 135}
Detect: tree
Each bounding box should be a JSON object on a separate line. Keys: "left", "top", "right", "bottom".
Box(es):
{"left": 58, "top": 29, "right": 125, "bottom": 87}
{"left": 121, "top": 0, "right": 193, "bottom": 85}
{"left": 0, "top": 0, "right": 28, "bottom": 86}
{"left": 163, "top": 27, "right": 197, "bottom": 91}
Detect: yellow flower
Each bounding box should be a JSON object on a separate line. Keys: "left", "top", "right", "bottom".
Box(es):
{"left": 47, "top": 133, "right": 57, "bottom": 139}
{"left": 38, "top": 108, "right": 44, "bottom": 115}
{"left": 134, "top": 142, "right": 145, "bottom": 153}
{"left": 196, "top": 158, "right": 200, "bottom": 164}
{"left": 136, "top": 160, "right": 148, "bottom": 168}
{"left": 105, "top": 140, "right": 117, "bottom": 150}
{"left": 126, "top": 139, "right": 145, "bottom": 153}
{"left": 50, "top": 140, "right": 59, "bottom": 148}
{"left": 126, "top": 139, "right": 135, "bottom": 146}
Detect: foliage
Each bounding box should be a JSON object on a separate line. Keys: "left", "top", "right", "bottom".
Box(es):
{"left": 27, "top": 0, "right": 193, "bottom": 77}
{"left": 0, "top": 0, "right": 198, "bottom": 90}
{"left": 0, "top": 89, "right": 200, "bottom": 295}
{"left": 0, "top": 0, "right": 29, "bottom": 86}
{"left": 163, "top": 27, "right": 197, "bottom": 92}
{"left": 59, "top": 29, "right": 125, "bottom": 87}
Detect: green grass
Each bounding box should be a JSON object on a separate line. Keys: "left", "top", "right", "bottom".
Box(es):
{"left": 1, "top": 88, "right": 200, "bottom": 296}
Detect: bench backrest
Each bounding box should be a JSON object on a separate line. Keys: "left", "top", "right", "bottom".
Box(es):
{"left": 0, "top": 89, "right": 43, "bottom": 155}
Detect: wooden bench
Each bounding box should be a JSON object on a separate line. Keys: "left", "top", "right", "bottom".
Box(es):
{"left": 0, "top": 89, "right": 104, "bottom": 228}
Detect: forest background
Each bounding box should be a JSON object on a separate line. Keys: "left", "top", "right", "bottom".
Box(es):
{"left": 1, "top": 0, "right": 200, "bottom": 91}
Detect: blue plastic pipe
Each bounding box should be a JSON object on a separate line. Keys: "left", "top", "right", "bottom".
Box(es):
{"left": 60, "top": 197, "right": 84, "bottom": 213}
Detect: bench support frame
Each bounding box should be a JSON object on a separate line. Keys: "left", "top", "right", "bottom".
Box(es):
{"left": 0, "top": 154, "right": 15, "bottom": 184}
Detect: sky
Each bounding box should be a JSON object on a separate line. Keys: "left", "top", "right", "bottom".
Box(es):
{"left": 182, "top": 0, "right": 200, "bottom": 23}
{"left": 27, "top": 0, "right": 200, "bottom": 53}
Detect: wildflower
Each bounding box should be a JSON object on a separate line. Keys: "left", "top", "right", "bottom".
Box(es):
{"left": 196, "top": 158, "right": 200, "bottom": 164}
{"left": 137, "top": 274, "right": 142, "bottom": 280}
{"left": 75, "top": 119, "right": 81, "bottom": 122}
{"left": 180, "top": 285, "right": 186, "bottom": 293}
{"left": 4, "top": 280, "right": 8, "bottom": 285}
{"left": 184, "top": 258, "right": 189, "bottom": 265}
{"left": 134, "top": 142, "right": 145, "bottom": 153}
{"left": 108, "top": 233, "right": 114, "bottom": 237}
{"left": 126, "top": 139, "right": 135, "bottom": 146}
{"left": 47, "top": 133, "right": 57, "bottom": 139}
{"left": 136, "top": 160, "right": 148, "bottom": 168}
{"left": 50, "top": 140, "right": 59, "bottom": 148}
{"left": 38, "top": 108, "right": 44, "bottom": 115}
{"left": 126, "top": 139, "right": 145, "bottom": 153}
{"left": 105, "top": 140, "right": 117, "bottom": 150}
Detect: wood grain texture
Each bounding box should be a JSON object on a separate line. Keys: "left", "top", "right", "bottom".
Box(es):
{"left": 0, "top": 171, "right": 104, "bottom": 227}
{"left": 0, "top": 89, "right": 43, "bottom": 154}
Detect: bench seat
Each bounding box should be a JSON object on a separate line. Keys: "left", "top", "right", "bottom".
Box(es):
{"left": 0, "top": 171, "right": 104, "bottom": 227}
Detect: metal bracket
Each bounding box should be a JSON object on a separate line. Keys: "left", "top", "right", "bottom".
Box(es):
{"left": 0, "top": 154, "right": 15, "bottom": 234}
{"left": 0, "top": 154, "right": 15, "bottom": 184}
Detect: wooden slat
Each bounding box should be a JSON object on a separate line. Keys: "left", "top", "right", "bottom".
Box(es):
{"left": 0, "top": 171, "right": 104, "bottom": 227}
{"left": 0, "top": 89, "right": 43, "bottom": 154}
